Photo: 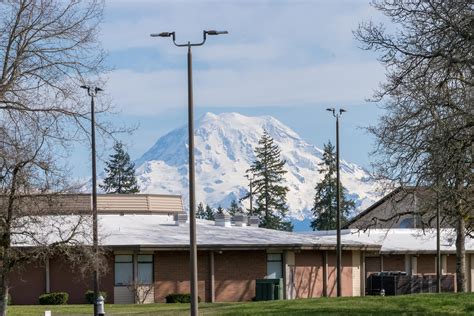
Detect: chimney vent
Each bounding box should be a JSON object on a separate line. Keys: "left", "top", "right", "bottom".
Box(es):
{"left": 174, "top": 213, "right": 188, "bottom": 226}
{"left": 215, "top": 213, "right": 231, "bottom": 227}
{"left": 233, "top": 213, "right": 248, "bottom": 227}
{"left": 249, "top": 215, "right": 260, "bottom": 227}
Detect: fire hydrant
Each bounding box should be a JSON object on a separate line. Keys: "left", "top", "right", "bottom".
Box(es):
{"left": 97, "top": 295, "right": 105, "bottom": 316}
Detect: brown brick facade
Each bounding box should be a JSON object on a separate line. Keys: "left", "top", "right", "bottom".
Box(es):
{"left": 327, "top": 252, "right": 353, "bottom": 297}
{"left": 382, "top": 255, "right": 405, "bottom": 272}
{"left": 154, "top": 250, "right": 266, "bottom": 302}
{"left": 9, "top": 260, "right": 45, "bottom": 305}
{"left": 291, "top": 250, "right": 353, "bottom": 298}
{"left": 153, "top": 251, "right": 210, "bottom": 302}
{"left": 417, "top": 254, "right": 435, "bottom": 274}
{"left": 9, "top": 253, "right": 114, "bottom": 305}
{"left": 214, "top": 250, "right": 266, "bottom": 302}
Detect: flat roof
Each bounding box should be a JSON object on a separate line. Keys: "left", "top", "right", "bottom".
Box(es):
{"left": 305, "top": 228, "right": 474, "bottom": 254}
{"left": 12, "top": 214, "right": 380, "bottom": 251}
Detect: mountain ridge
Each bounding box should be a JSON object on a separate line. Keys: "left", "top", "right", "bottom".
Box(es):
{"left": 134, "top": 112, "right": 381, "bottom": 223}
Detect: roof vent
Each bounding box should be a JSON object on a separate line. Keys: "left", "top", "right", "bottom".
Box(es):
{"left": 249, "top": 215, "right": 260, "bottom": 227}
{"left": 174, "top": 213, "right": 188, "bottom": 226}
{"left": 233, "top": 213, "right": 248, "bottom": 227}
{"left": 215, "top": 213, "right": 231, "bottom": 227}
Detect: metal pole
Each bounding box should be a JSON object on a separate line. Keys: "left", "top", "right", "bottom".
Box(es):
{"left": 91, "top": 94, "right": 99, "bottom": 316}
{"left": 436, "top": 189, "right": 441, "bottom": 293}
{"left": 249, "top": 178, "right": 253, "bottom": 214}
{"left": 187, "top": 44, "right": 199, "bottom": 316}
{"left": 336, "top": 115, "right": 341, "bottom": 297}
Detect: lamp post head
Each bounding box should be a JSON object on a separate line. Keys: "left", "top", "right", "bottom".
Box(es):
{"left": 150, "top": 32, "right": 174, "bottom": 37}
{"left": 340, "top": 109, "right": 347, "bottom": 114}
{"left": 205, "top": 30, "right": 228, "bottom": 35}
{"left": 80, "top": 85, "right": 102, "bottom": 96}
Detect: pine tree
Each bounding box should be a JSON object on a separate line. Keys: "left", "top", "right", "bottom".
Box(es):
{"left": 228, "top": 199, "right": 243, "bottom": 216}
{"left": 100, "top": 142, "right": 140, "bottom": 194}
{"left": 196, "top": 202, "right": 206, "bottom": 219}
{"left": 245, "top": 130, "right": 292, "bottom": 231}
{"left": 204, "top": 205, "right": 215, "bottom": 221}
{"left": 311, "top": 141, "right": 355, "bottom": 230}
{"left": 216, "top": 205, "right": 225, "bottom": 215}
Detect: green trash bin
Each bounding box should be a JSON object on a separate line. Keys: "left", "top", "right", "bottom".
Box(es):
{"left": 255, "top": 279, "right": 283, "bottom": 301}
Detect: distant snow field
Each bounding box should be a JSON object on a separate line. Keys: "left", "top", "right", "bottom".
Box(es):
{"left": 134, "top": 112, "right": 382, "bottom": 227}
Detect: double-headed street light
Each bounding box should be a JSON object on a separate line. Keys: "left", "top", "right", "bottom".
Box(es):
{"left": 151, "top": 30, "right": 228, "bottom": 316}
{"left": 80, "top": 85, "right": 103, "bottom": 316}
{"left": 326, "top": 107, "right": 346, "bottom": 297}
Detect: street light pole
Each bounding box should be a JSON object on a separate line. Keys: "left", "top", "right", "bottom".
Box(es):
{"left": 151, "top": 30, "right": 227, "bottom": 316}
{"left": 327, "top": 107, "right": 346, "bottom": 297}
{"left": 80, "top": 85, "right": 103, "bottom": 316}
{"left": 245, "top": 174, "right": 255, "bottom": 214}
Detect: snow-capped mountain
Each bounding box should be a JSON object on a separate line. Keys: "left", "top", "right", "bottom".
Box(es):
{"left": 134, "top": 112, "right": 381, "bottom": 222}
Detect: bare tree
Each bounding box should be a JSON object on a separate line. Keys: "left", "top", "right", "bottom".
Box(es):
{"left": 127, "top": 280, "right": 154, "bottom": 304}
{"left": 355, "top": 0, "right": 472, "bottom": 291}
{"left": 0, "top": 1, "right": 114, "bottom": 315}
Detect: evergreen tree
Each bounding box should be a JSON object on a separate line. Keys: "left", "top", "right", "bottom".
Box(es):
{"left": 228, "top": 199, "right": 243, "bottom": 216}
{"left": 311, "top": 141, "right": 355, "bottom": 230}
{"left": 100, "top": 142, "right": 140, "bottom": 194}
{"left": 204, "top": 205, "right": 215, "bottom": 221}
{"left": 216, "top": 205, "right": 225, "bottom": 215}
{"left": 244, "top": 130, "right": 293, "bottom": 231}
{"left": 196, "top": 202, "right": 206, "bottom": 219}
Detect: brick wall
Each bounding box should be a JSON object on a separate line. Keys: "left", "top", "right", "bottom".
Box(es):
{"left": 214, "top": 250, "right": 266, "bottom": 302}
{"left": 154, "top": 251, "right": 210, "bottom": 302}
{"left": 9, "top": 260, "right": 45, "bottom": 305}
{"left": 291, "top": 250, "right": 353, "bottom": 298}
{"left": 382, "top": 255, "right": 405, "bottom": 272}
{"left": 365, "top": 256, "right": 381, "bottom": 277}
{"left": 417, "top": 254, "right": 435, "bottom": 274}
{"left": 447, "top": 255, "right": 457, "bottom": 274}
{"left": 9, "top": 252, "right": 114, "bottom": 305}
{"left": 50, "top": 252, "right": 114, "bottom": 304}
{"left": 154, "top": 250, "right": 266, "bottom": 303}
{"left": 292, "top": 250, "right": 324, "bottom": 298}
{"left": 327, "top": 251, "right": 353, "bottom": 297}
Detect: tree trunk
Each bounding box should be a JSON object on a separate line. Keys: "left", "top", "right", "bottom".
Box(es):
{"left": 455, "top": 215, "right": 467, "bottom": 292}
{"left": 0, "top": 250, "right": 9, "bottom": 316}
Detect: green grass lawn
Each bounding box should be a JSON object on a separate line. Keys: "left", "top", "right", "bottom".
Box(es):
{"left": 8, "top": 293, "right": 474, "bottom": 315}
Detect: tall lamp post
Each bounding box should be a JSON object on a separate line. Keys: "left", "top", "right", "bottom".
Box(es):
{"left": 326, "top": 107, "right": 346, "bottom": 297}
{"left": 245, "top": 174, "right": 255, "bottom": 214}
{"left": 151, "top": 30, "right": 228, "bottom": 316}
{"left": 80, "top": 85, "right": 103, "bottom": 316}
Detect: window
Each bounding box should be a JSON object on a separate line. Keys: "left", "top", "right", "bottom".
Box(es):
{"left": 137, "top": 255, "right": 153, "bottom": 284}
{"left": 399, "top": 218, "right": 414, "bottom": 228}
{"left": 115, "top": 255, "right": 133, "bottom": 286}
{"left": 267, "top": 253, "right": 282, "bottom": 279}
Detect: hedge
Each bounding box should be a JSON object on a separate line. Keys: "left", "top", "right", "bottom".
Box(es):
{"left": 85, "top": 290, "right": 107, "bottom": 304}
{"left": 165, "top": 293, "right": 201, "bottom": 303}
{"left": 39, "top": 292, "right": 69, "bottom": 305}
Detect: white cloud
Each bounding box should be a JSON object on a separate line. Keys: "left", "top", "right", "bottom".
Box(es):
{"left": 101, "top": 0, "right": 387, "bottom": 114}
{"left": 107, "top": 61, "right": 384, "bottom": 115}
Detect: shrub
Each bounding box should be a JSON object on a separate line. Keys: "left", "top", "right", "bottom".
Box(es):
{"left": 85, "top": 290, "right": 107, "bottom": 304}
{"left": 165, "top": 293, "right": 201, "bottom": 303}
{"left": 39, "top": 292, "right": 69, "bottom": 305}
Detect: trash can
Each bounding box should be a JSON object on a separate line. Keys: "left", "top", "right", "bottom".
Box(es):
{"left": 255, "top": 278, "right": 283, "bottom": 301}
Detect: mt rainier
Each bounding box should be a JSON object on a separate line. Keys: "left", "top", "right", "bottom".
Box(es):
{"left": 134, "top": 112, "right": 381, "bottom": 225}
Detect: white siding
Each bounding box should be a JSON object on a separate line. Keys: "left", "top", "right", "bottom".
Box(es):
{"left": 352, "top": 251, "right": 361, "bottom": 296}
{"left": 114, "top": 287, "right": 134, "bottom": 304}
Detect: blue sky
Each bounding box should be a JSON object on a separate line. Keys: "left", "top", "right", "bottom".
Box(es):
{"left": 73, "top": 0, "right": 388, "bottom": 178}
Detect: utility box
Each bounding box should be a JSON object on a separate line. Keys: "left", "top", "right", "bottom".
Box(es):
{"left": 255, "top": 278, "right": 283, "bottom": 301}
